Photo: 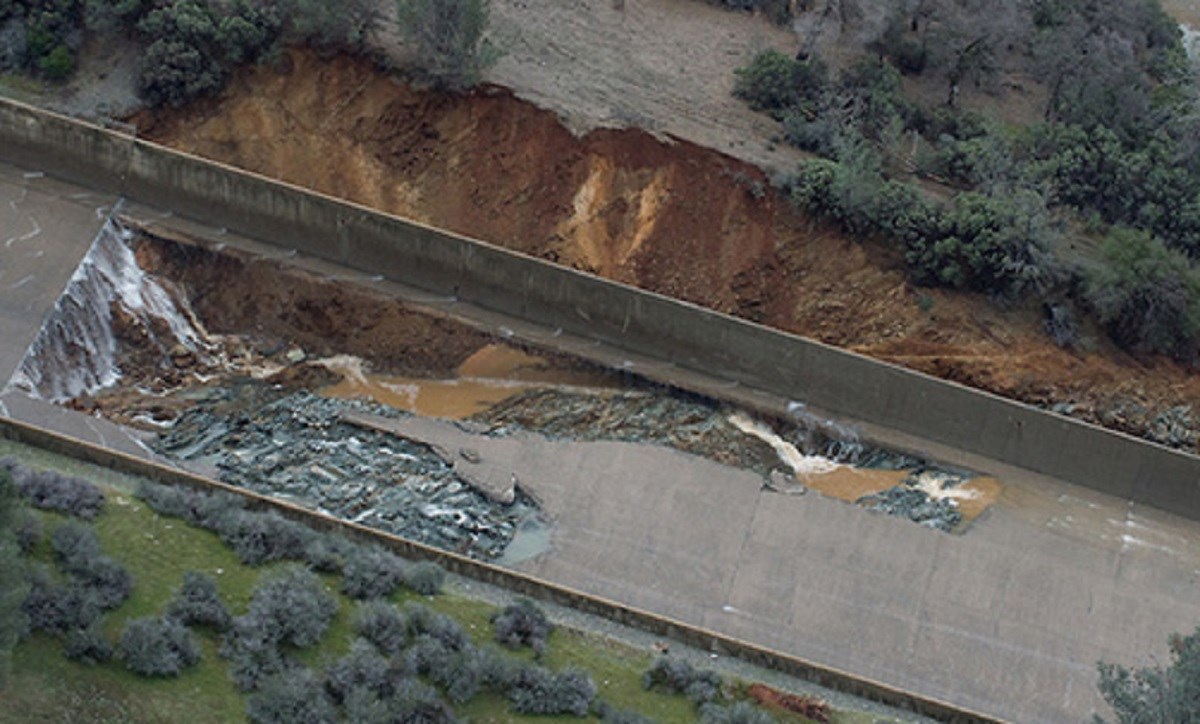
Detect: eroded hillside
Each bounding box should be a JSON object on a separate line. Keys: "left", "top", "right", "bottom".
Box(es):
{"left": 133, "top": 49, "right": 1200, "bottom": 450}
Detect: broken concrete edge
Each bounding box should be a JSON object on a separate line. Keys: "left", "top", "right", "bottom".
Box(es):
{"left": 340, "top": 411, "right": 519, "bottom": 505}
{"left": 0, "top": 414, "right": 1002, "bottom": 724}
{"left": 3, "top": 97, "right": 1196, "bottom": 521}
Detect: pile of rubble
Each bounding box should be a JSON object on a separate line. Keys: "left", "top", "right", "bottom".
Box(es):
{"left": 857, "top": 470, "right": 974, "bottom": 532}
{"left": 154, "top": 384, "right": 538, "bottom": 559}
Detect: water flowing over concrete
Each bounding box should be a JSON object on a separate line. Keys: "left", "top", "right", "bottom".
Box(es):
{"left": 1184, "top": 24, "right": 1200, "bottom": 64}
{"left": 10, "top": 217, "right": 207, "bottom": 401}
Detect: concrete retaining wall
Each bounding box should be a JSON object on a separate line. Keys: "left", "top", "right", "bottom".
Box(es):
{"left": 0, "top": 414, "right": 997, "bottom": 723}
{"left": 2, "top": 97, "right": 1198, "bottom": 517}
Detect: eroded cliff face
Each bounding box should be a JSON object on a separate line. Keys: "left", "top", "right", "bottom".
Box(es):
{"left": 131, "top": 48, "right": 1200, "bottom": 452}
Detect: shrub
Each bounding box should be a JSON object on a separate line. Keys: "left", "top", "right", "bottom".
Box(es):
{"left": 699, "top": 701, "right": 777, "bottom": 724}
{"left": 302, "top": 536, "right": 348, "bottom": 574}
{"left": 245, "top": 565, "right": 338, "bottom": 649}
{"left": 51, "top": 520, "right": 100, "bottom": 572}
{"left": 396, "top": 0, "right": 495, "bottom": 91}
{"left": 14, "top": 509, "right": 42, "bottom": 554}
{"left": 492, "top": 598, "right": 554, "bottom": 654}
{"left": 643, "top": 656, "right": 724, "bottom": 705}
{"left": 216, "top": 0, "right": 281, "bottom": 64}
{"left": 1085, "top": 227, "right": 1200, "bottom": 360}
{"left": 167, "top": 571, "right": 232, "bottom": 631}
{"left": 1098, "top": 627, "right": 1200, "bottom": 722}
{"left": 507, "top": 664, "right": 597, "bottom": 716}
{"left": 217, "top": 510, "right": 314, "bottom": 566}
{"left": 405, "top": 561, "right": 445, "bottom": 596}
{"left": 64, "top": 622, "right": 113, "bottom": 665}
{"left": 391, "top": 677, "right": 457, "bottom": 723}
{"left": 323, "top": 638, "right": 392, "bottom": 704}
{"left": 136, "top": 481, "right": 244, "bottom": 529}
{"left": 7, "top": 462, "right": 104, "bottom": 519}
{"left": 22, "top": 569, "right": 103, "bottom": 635}
{"left": 733, "top": 50, "right": 802, "bottom": 115}
{"left": 119, "top": 616, "right": 201, "bottom": 677}
{"left": 352, "top": 601, "right": 409, "bottom": 657}
{"left": 36, "top": 42, "right": 73, "bottom": 80}
{"left": 433, "top": 647, "right": 485, "bottom": 704}
{"left": 137, "top": 38, "right": 225, "bottom": 108}
{"left": 403, "top": 602, "right": 469, "bottom": 652}
{"left": 596, "top": 701, "right": 656, "bottom": 724}
{"left": 75, "top": 555, "right": 133, "bottom": 610}
{"left": 247, "top": 667, "right": 336, "bottom": 724}
{"left": 281, "top": 0, "right": 380, "bottom": 52}
{"left": 341, "top": 545, "right": 406, "bottom": 600}
{"left": 220, "top": 616, "right": 289, "bottom": 692}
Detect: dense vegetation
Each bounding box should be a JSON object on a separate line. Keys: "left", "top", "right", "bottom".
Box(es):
{"left": 0, "top": 0, "right": 491, "bottom": 105}
{"left": 1, "top": 455, "right": 829, "bottom": 722}
{"left": 735, "top": 0, "right": 1200, "bottom": 360}
{"left": 1098, "top": 627, "right": 1200, "bottom": 722}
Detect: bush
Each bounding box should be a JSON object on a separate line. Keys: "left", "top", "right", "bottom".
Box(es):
{"left": 492, "top": 598, "right": 554, "bottom": 654}
{"left": 216, "top": 0, "right": 280, "bottom": 64}
{"left": 22, "top": 568, "right": 103, "bottom": 635}
{"left": 167, "top": 571, "right": 232, "bottom": 631}
{"left": 595, "top": 701, "right": 656, "bottom": 724}
{"left": 119, "top": 616, "right": 201, "bottom": 677}
{"left": 138, "top": 37, "right": 225, "bottom": 108}
{"left": 703, "top": 0, "right": 792, "bottom": 25}
{"left": 6, "top": 461, "right": 104, "bottom": 519}
{"left": 507, "top": 664, "right": 597, "bottom": 716}
{"left": 75, "top": 555, "right": 133, "bottom": 609}
{"left": 36, "top": 42, "right": 73, "bottom": 80}
{"left": 281, "top": 0, "right": 380, "bottom": 52}
{"left": 1085, "top": 227, "right": 1200, "bottom": 360}
{"left": 136, "top": 481, "right": 244, "bottom": 529}
{"left": 403, "top": 602, "right": 469, "bottom": 652}
{"left": 405, "top": 561, "right": 445, "bottom": 596}
{"left": 643, "top": 656, "right": 724, "bottom": 705}
{"left": 64, "top": 622, "right": 113, "bottom": 665}
{"left": 245, "top": 565, "right": 338, "bottom": 649}
{"left": 217, "top": 510, "right": 314, "bottom": 566}
{"left": 1098, "top": 627, "right": 1200, "bottom": 722}
{"left": 302, "top": 536, "right": 348, "bottom": 574}
{"left": 220, "top": 616, "right": 290, "bottom": 692}
{"left": 700, "top": 701, "right": 777, "bottom": 724}
{"left": 352, "top": 601, "right": 409, "bottom": 657}
{"left": 14, "top": 509, "right": 42, "bottom": 554}
{"left": 391, "top": 677, "right": 458, "bottom": 723}
{"left": 396, "top": 0, "right": 495, "bottom": 91}
{"left": 341, "top": 545, "right": 406, "bottom": 600}
{"left": 323, "top": 638, "right": 393, "bottom": 704}
{"left": 247, "top": 667, "right": 336, "bottom": 724}
{"left": 733, "top": 50, "right": 802, "bottom": 115}
{"left": 50, "top": 520, "right": 100, "bottom": 572}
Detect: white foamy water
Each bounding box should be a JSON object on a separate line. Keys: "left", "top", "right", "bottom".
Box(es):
{"left": 727, "top": 412, "right": 840, "bottom": 476}
{"left": 10, "top": 217, "right": 209, "bottom": 401}
{"left": 1184, "top": 24, "right": 1200, "bottom": 65}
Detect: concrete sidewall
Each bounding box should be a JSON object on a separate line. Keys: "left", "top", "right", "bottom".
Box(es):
{"left": 1, "top": 98, "right": 1197, "bottom": 518}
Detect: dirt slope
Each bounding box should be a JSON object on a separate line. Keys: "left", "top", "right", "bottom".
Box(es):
{"left": 133, "top": 49, "right": 1200, "bottom": 450}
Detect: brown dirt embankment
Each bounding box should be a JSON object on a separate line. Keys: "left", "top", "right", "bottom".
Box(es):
{"left": 131, "top": 49, "right": 1200, "bottom": 450}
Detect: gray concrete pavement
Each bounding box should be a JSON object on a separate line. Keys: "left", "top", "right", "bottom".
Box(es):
{"left": 349, "top": 410, "right": 1200, "bottom": 722}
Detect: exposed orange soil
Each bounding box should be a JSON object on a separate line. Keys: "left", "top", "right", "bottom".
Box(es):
{"left": 132, "top": 50, "right": 1200, "bottom": 448}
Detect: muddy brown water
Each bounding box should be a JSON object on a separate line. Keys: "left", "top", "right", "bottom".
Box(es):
{"left": 323, "top": 344, "right": 620, "bottom": 419}
{"left": 798, "top": 468, "right": 1001, "bottom": 528}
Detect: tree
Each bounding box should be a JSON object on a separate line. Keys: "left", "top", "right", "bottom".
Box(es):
{"left": 396, "top": 0, "right": 494, "bottom": 91}
{"left": 1098, "top": 627, "right": 1200, "bottom": 722}
{"left": 0, "top": 469, "right": 29, "bottom": 687}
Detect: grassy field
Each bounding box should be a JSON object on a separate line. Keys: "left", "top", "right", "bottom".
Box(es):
{"left": 0, "top": 450, "right": 854, "bottom": 724}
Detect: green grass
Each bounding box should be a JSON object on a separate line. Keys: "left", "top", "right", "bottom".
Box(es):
{"left": 0, "top": 487, "right": 786, "bottom": 723}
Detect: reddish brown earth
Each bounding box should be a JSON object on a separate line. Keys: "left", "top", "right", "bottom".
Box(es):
{"left": 131, "top": 49, "right": 1200, "bottom": 449}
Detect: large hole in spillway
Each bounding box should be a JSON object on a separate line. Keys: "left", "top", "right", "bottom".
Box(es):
{"left": 10, "top": 218, "right": 1001, "bottom": 558}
